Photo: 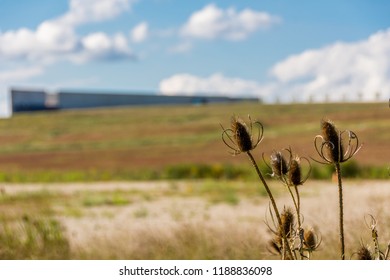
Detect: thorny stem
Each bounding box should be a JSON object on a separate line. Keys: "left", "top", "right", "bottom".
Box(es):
{"left": 246, "top": 151, "right": 294, "bottom": 260}
{"left": 293, "top": 186, "right": 301, "bottom": 229}
{"left": 286, "top": 185, "right": 298, "bottom": 217}
{"left": 285, "top": 183, "right": 304, "bottom": 259}
{"left": 293, "top": 185, "right": 305, "bottom": 259}
{"left": 335, "top": 162, "right": 345, "bottom": 260}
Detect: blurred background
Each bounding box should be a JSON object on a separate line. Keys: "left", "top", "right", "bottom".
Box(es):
{"left": 0, "top": 0, "right": 389, "bottom": 260}
{"left": 0, "top": 0, "right": 389, "bottom": 181}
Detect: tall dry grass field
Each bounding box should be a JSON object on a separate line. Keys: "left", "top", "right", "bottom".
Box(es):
{"left": 0, "top": 180, "right": 389, "bottom": 259}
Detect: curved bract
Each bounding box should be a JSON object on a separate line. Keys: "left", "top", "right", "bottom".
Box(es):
{"left": 221, "top": 115, "right": 264, "bottom": 155}
{"left": 313, "top": 120, "right": 362, "bottom": 164}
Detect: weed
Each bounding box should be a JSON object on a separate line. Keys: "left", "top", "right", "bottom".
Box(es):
{"left": 221, "top": 113, "right": 388, "bottom": 260}
{"left": 0, "top": 216, "right": 70, "bottom": 259}
{"left": 313, "top": 120, "right": 362, "bottom": 259}
{"left": 222, "top": 116, "right": 294, "bottom": 259}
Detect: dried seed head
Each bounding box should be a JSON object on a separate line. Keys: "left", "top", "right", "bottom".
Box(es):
{"left": 231, "top": 117, "right": 253, "bottom": 153}
{"left": 279, "top": 207, "right": 294, "bottom": 238}
{"left": 222, "top": 115, "right": 264, "bottom": 155}
{"left": 270, "top": 151, "right": 288, "bottom": 177}
{"left": 321, "top": 120, "right": 343, "bottom": 162}
{"left": 357, "top": 245, "right": 373, "bottom": 260}
{"left": 288, "top": 157, "right": 302, "bottom": 186}
{"left": 304, "top": 229, "right": 317, "bottom": 251}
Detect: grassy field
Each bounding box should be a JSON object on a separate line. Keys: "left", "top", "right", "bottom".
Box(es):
{"left": 0, "top": 101, "right": 388, "bottom": 260}
{"left": 0, "top": 102, "right": 388, "bottom": 181}
{"left": 1, "top": 179, "right": 389, "bottom": 259}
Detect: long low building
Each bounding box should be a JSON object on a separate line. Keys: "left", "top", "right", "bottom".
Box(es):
{"left": 5, "top": 88, "right": 259, "bottom": 116}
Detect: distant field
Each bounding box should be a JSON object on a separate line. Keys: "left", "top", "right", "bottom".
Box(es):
{"left": 0, "top": 102, "right": 388, "bottom": 181}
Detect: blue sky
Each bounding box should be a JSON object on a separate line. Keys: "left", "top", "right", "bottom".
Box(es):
{"left": 1, "top": 0, "right": 390, "bottom": 104}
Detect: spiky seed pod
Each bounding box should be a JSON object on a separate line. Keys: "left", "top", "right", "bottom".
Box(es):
{"left": 304, "top": 229, "right": 317, "bottom": 251}
{"left": 270, "top": 151, "right": 288, "bottom": 177}
{"left": 321, "top": 120, "right": 343, "bottom": 163}
{"left": 222, "top": 116, "right": 263, "bottom": 155}
{"left": 279, "top": 207, "right": 294, "bottom": 238}
{"left": 288, "top": 157, "right": 302, "bottom": 186}
{"left": 231, "top": 118, "right": 253, "bottom": 153}
{"left": 357, "top": 245, "right": 373, "bottom": 260}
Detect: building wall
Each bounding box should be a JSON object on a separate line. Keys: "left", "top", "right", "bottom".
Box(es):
{"left": 58, "top": 92, "right": 189, "bottom": 109}
{"left": 58, "top": 91, "right": 248, "bottom": 109}
{"left": 8, "top": 88, "right": 259, "bottom": 116}
{"left": 11, "top": 89, "right": 47, "bottom": 112}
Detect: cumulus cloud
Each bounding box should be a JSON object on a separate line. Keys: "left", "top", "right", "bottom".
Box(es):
{"left": 0, "top": 21, "right": 78, "bottom": 62}
{"left": 60, "top": 0, "right": 134, "bottom": 26}
{"left": 270, "top": 28, "right": 390, "bottom": 102}
{"left": 181, "top": 4, "right": 280, "bottom": 41}
{"left": 159, "top": 73, "right": 267, "bottom": 98}
{"left": 160, "top": 28, "right": 390, "bottom": 103}
{"left": 77, "top": 32, "right": 134, "bottom": 62}
{"left": 130, "top": 22, "right": 149, "bottom": 43}
{"left": 0, "top": 0, "right": 136, "bottom": 63}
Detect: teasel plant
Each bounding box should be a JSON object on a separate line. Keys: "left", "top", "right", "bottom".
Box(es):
{"left": 313, "top": 120, "right": 362, "bottom": 260}
{"left": 267, "top": 207, "right": 295, "bottom": 259}
{"left": 264, "top": 149, "right": 318, "bottom": 259}
{"left": 266, "top": 149, "right": 311, "bottom": 227}
{"left": 266, "top": 207, "right": 320, "bottom": 260}
{"left": 353, "top": 215, "right": 390, "bottom": 260}
{"left": 221, "top": 116, "right": 294, "bottom": 260}
{"left": 303, "top": 227, "right": 321, "bottom": 260}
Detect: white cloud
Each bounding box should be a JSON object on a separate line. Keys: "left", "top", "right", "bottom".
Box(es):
{"left": 60, "top": 0, "right": 134, "bottom": 26}
{"left": 159, "top": 73, "right": 267, "bottom": 98}
{"left": 36, "top": 21, "right": 78, "bottom": 53}
{"left": 0, "top": 29, "right": 36, "bottom": 60}
{"left": 181, "top": 4, "right": 280, "bottom": 41}
{"left": 77, "top": 32, "right": 134, "bottom": 62}
{"left": 161, "top": 28, "right": 390, "bottom": 103}
{"left": 270, "top": 28, "right": 390, "bottom": 102}
{"left": 0, "top": 23, "right": 78, "bottom": 62}
{"left": 130, "top": 22, "right": 149, "bottom": 43}
{"left": 0, "top": 0, "right": 136, "bottom": 63}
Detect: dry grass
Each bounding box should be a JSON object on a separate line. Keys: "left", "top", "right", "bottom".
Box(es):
{"left": 1, "top": 179, "right": 389, "bottom": 259}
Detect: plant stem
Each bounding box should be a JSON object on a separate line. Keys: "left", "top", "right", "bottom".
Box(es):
{"left": 293, "top": 185, "right": 301, "bottom": 229}
{"left": 246, "top": 151, "right": 294, "bottom": 260}
{"left": 335, "top": 162, "right": 345, "bottom": 260}
{"left": 293, "top": 185, "right": 305, "bottom": 260}
{"left": 285, "top": 183, "right": 305, "bottom": 258}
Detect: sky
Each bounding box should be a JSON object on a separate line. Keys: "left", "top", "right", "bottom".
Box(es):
{"left": 1, "top": 0, "right": 390, "bottom": 106}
